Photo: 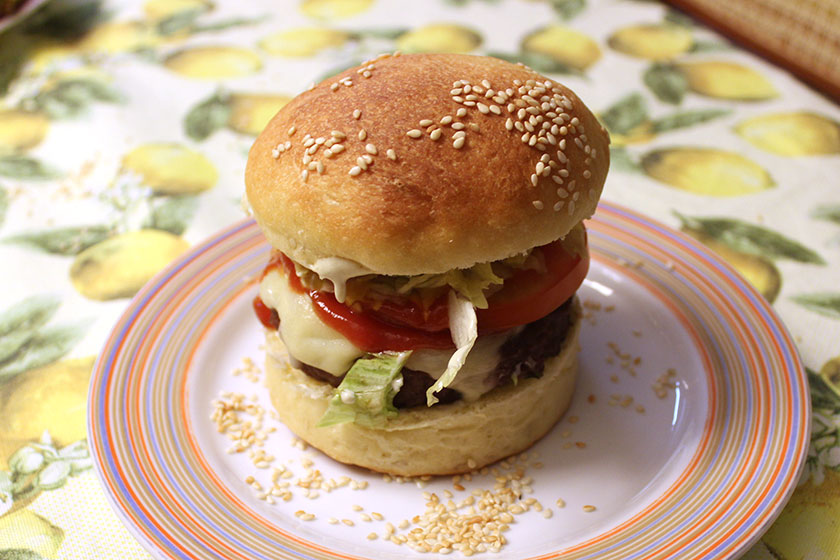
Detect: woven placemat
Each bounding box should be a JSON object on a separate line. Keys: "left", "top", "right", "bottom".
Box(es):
{"left": 666, "top": 0, "right": 840, "bottom": 101}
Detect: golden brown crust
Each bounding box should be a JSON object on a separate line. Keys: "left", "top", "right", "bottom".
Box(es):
{"left": 245, "top": 53, "right": 609, "bottom": 275}
{"left": 264, "top": 299, "right": 581, "bottom": 476}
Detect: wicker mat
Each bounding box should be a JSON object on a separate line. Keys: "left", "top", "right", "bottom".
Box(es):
{"left": 666, "top": 0, "right": 840, "bottom": 101}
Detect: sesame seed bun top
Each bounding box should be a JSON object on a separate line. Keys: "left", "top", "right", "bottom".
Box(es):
{"left": 245, "top": 53, "right": 609, "bottom": 276}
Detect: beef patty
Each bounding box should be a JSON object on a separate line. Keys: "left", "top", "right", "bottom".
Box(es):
{"left": 290, "top": 298, "right": 575, "bottom": 409}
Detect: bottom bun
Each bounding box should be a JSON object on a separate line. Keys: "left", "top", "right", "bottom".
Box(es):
{"left": 265, "top": 299, "right": 581, "bottom": 476}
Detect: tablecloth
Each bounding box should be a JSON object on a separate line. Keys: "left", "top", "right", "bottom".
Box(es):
{"left": 1, "top": 0, "right": 839, "bottom": 558}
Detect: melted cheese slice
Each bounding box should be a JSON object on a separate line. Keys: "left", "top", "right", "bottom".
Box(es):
{"left": 260, "top": 269, "right": 364, "bottom": 375}
{"left": 259, "top": 270, "right": 513, "bottom": 401}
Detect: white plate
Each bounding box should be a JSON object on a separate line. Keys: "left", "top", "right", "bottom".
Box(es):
{"left": 89, "top": 202, "right": 810, "bottom": 559}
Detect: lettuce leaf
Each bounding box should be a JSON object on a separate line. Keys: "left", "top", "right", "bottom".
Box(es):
{"left": 317, "top": 351, "right": 412, "bottom": 428}
{"left": 396, "top": 262, "right": 503, "bottom": 308}
{"left": 426, "top": 292, "right": 478, "bottom": 406}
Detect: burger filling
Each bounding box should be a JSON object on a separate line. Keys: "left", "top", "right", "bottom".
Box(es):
{"left": 254, "top": 224, "right": 588, "bottom": 427}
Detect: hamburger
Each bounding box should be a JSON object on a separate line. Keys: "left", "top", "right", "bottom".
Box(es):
{"left": 245, "top": 53, "right": 609, "bottom": 476}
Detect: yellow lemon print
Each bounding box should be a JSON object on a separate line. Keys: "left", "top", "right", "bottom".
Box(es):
{"left": 396, "top": 23, "right": 482, "bottom": 54}
{"left": 70, "top": 230, "right": 190, "bottom": 300}
{"left": 228, "top": 93, "right": 292, "bottom": 135}
{"left": 642, "top": 147, "right": 774, "bottom": 196}
{"left": 735, "top": 112, "right": 840, "bottom": 156}
{"left": 75, "top": 21, "right": 161, "bottom": 54}
{"left": 607, "top": 24, "right": 694, "bottom": 60}
{"left": 0, "top": 109, "right": 49, "bottom": 154}
{"left": 521, "top": 25, "right": 601, "bottom": 71}
{"left": 122, "top": 143, "right": 218, "bottom": 194}
{"left": 677, "top": 61, "right": 777, "bottom": 100}
{"left": 0, "top": 509, "right": 64, "bottom": 558}
{"left": 259, "top": 27, "right": 351, "bottom": 57}
{"left": 143, "top": 0, "right": 213, "bottom": 22}
{"left": 0, "top": 357, "right": 95, "bottom": 447}
{"left": 163, "top": 46, "right": 262, "bottom": 79}
{"left": 763, "top": 468, "right": 840, "bottom": 560}
{"left": 681, "top": 228, "right": 781, "bottom": 302}
{"left": 299, "top": 0, "right": 374, "bottom": 20}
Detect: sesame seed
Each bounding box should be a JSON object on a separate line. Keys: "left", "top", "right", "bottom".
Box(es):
{"left": 386, "top": 149, "right": 397, "bottom": 160}
{"left": 352, "top": 109, "right": 362, "bottom": 119}
{"left": 407, "top": 129, "right": 422, "bottom": 138}
{"left": 365, "top": 143, "right": 377, "bottom": 155}
{"left": 556, "top": 498, "right": 566, "bottom": 508}
{"left": 451, "top": 122, "right": 465, "bottom": 130}
{"left": 481, "top": 79, "right": 491, "bottom": 88}
{"left": 477, "top": 102, "right": 489, "bottom": 114}
{"left": 430, "top": 129, "right": 442, "bottom": 141}
{"left": 556, "top": 187, "right": 567, "bottom": 197}
{"left": 453, "top": 137, "right": 465, "bottom": 149}
{"left": 453, "top": 130, "right": 466, "bottom": 139}
{"left": 583, "top": 170, "right": 592, "bottom": 179}
{"left": 342, "top": 519, "right": 355, "bottom": 526}
{"left": 358, "top": 129, "right": 367, "bottom": 141}
{"left": 440, "top": 115, "right": 453, "bottom": 125}
{"left": 530, "top": 173, "right": 538, "bottom": 186}
{"left": 288, "top": 126, "right": 296, "bottom": 136}
{"left": 450, "top": 88, "right": 463, "bottom": 95}
{"left": 419, "top": 119, "right": 434, "bottom": 127}
{"left": 367, "top": 532, "right": 377, "bottom": 540}
{"left": 553, "top": 201, "right": 564, "bottom": 212}
{"left": 301, "top": 170, "right": 308, "bottom": 181}
{"left": 362, "top": 71, "right": 371, "bottom": 78}
{"left": 463, "top": 84, "right": 472, "bottom": 94}
{"left": 583, "top": 505, "right": 596, "bottom": 513}
{"left": 532, "top": 200, "right": 544, "bottom": 210}
{"left": 303, "top": 138, "right": 314, "bottom": 147}
{"left": 568, "top": 200, "right": 576, "bottom": 215}
{"left": 456, "top": 108, "right": 467, "bottom": 117}
{"left": 535, "top": 162, "right": 545, "bottom": 175}
{"left": 505, "top": 118, "right": 513, "bottom": 130}
{"left": 349, "top": 166, "right": 362, "bottom": 176}
{"left": 463, "top": 101, "right": 476, "bottom": 106}
{"left": 331, "top": 144, "right": 344, "bottom": 154}
{"left": 489, "top": 105, "right": 501, "bottom": 115}
{"left": 316, "top": 162, "right": 324, "bottom": 174}
{"left": 453, "top": 96, "right": 464, "bottom": 103}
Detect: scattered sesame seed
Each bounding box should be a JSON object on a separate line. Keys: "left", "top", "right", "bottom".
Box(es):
{"left": 348, "top": 166, "right": 362, "bottom": 176}
{"left": 456, "top": 108, "right": 468, "bottom": 117}
{"left": 530, "top": 173, "right": 538, "bottom": 186}
{"left": 440, "top": 115, "right": 453, "bottom": 125}
{"left": 430, "top": 128, "right": 442, "bottom": 141}
{"left": 419, "top": 119, "right": 434, "bottom": 127}
{"left": 365, "top": 143, "right": 377, "bottom": 155}
{"left": 532, "top": 200, "right": 544, "bottom": 210}
{"left": 386, "top": 148, "right": 397, "bottom": 160}
{"left": 352, "top": 109, "right": 362, "bottom": 119}
{"left": 451, "top": 122, "right": 465, "bottom": 130}
{"left": 407, "top": 129, "right": 422, "bottom": 138}
{"left": 583, "top": 505, "right": 597, "bottom": 513}
{"left": 453, "top": 137, "right": 465, "bottom": 149}
{"left": 358, "top": 129, "right": 367, "bottom": 141}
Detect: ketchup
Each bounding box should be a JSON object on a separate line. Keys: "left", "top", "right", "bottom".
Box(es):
{"left": 254, "top": 252, "right": 454, "bottom": 352}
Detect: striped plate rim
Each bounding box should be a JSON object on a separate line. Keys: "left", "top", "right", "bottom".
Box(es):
{"left": 88, "top": 201, "right": 810, "bottom": 560}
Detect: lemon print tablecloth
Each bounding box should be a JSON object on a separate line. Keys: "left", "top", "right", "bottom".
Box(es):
{"left": 1, "top": 1, "right": 839, "bottom": 559}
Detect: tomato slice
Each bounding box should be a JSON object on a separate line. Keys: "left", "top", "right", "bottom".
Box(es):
{"left": 477, "top": 235, "right": 588, "bottom": 332}
{"left": 256, "top": 233, "right": 587, "bottom": 352}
